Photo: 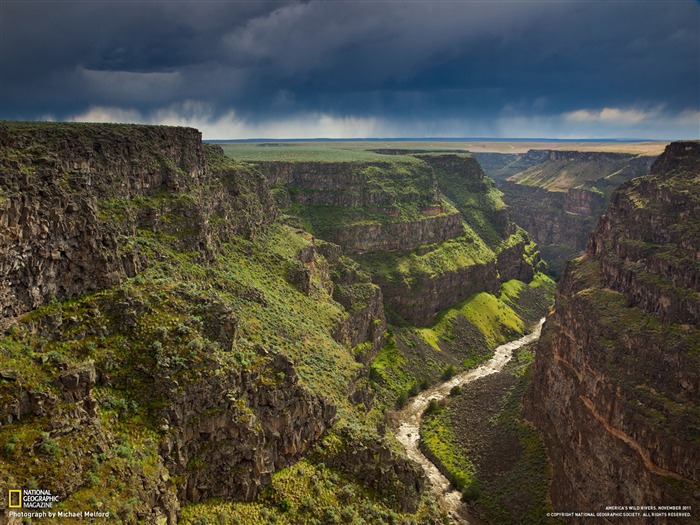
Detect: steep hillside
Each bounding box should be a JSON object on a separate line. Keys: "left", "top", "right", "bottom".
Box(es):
{"left": 231, "top": 149, "right": 554, "bottom": 416}
{"left": 0, "top": 122, "right": 438, "bottom": 525}
{"left": 476, "top": 150, "right": 656, "bottom": 276}
{"left": 525, "top": 141, "right": 700, "bottom": 520}
{"left": 251, "top": 152, "right": 547, "bottom": 327}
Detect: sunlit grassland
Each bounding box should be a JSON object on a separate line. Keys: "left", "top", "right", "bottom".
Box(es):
{"left": 216, "top": 140, "right": 668, "bottom": 162}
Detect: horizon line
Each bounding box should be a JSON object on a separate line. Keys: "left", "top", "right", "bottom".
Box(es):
{"left": 206, "top": 137, "right": 673, "bottom": 143}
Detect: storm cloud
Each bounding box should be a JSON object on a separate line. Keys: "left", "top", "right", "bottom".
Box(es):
{"left": 1, "top": 0, "right": 698, "bottom": 138}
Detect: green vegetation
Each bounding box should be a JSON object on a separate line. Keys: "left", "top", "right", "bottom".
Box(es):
{"left": 0, "top": 215, "right": 374, "bottom": 519}
{"left": 0, "top": 126, "right": 560, "bottom": 524}
{"left": 369, "top": 331, "right": 412, "bottom": 397}
{"left": 507, "top": 152, "right": 650, "bottom": 195}
{"left": 420, "top": 350, "right": 557, "bottom": 524}
{"left": 427, "top": 156, "right": 510, "bottom": 248}
{"left": 220, "top": 142, "right": 420, "bottom": 163}
{"left": 357, "top": 230, "right": 493, "bottom": 283}
{"left": 1, "top": 138, "right": 414, "bottom": 522}
{"left": 179, "top": 459, "right": 444, "bottom": 525}
{"left": 420, "top": 402, "right": 475, "bottom": 491}
{"left": 369, "top": 274, "right": 554, "bottom": 408}
{"left": 288, "top": 200, "right": 456, "bottom": 241}
{"left": 421, "top": 273, "right": 553, "bottom": 353}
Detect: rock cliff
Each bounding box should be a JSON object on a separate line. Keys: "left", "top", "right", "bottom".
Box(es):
{"left": 525, "top": 141, "right": 700, "bottom": 521}
{"left": 0, "top": 122, "right": 276, "bottom": 324}
{"left": 478, "top": 150, "right": 656, "bottom": 276}
{"left": 255, "top": 153, "right": 543, "bottom": 325}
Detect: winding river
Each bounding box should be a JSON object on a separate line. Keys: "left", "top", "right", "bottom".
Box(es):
{"left": 393, "top": 319, "right": 545, "bottom": 525}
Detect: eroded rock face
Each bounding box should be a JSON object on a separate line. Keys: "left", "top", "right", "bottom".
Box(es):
{"left": 588, "top": 142, "right": 700, "bottom": 325}
{"left": 318, "top": 241, "right": 387, "bottom": 359}
{"left": 0, "top": 357, "right": 179, "bottom": 524}
{"left": 331, "top": 213, "right": 464, "bottom": 254}
{"left": 259, "top": 153, "right": 543, "bottom": 325}
{"left": 158, "top": 352, "right": 336, "bottom": 504}
{"left": 0, "top": 124, "right": 276, "bottom": 324}
{"left": 256, "top": 159, "right": 463, "bottom": 254}
{"left": 501, "top": 183, "right": 605, "bottom": 276}
{"left": 525, "top": 141, "right": 700, "bottom": 519}
{"left": 376, "top": 261, "right": 501, "bottom": 326}
{"left": 482, "top": 151, "right": 656, "bottom": 276}
{"left": 319, "top": 427, "right": 426, "bottom": 513}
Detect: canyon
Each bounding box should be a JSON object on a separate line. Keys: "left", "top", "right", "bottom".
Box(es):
{"left": 0, "top": 123, "right": 551, "bottom": 525}
{"left": 0, "top": 123, "right": 696, "bottom": 525}
{"left": 475, "top": 150, "right": 657, "bottom": 276}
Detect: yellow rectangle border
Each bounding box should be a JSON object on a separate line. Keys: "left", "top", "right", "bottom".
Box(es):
{"left": 8, "top": 489, "right": 22, "bottom": 508}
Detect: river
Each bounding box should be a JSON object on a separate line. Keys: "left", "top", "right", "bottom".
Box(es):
{"left": 393, "top": 319, "right": 545, "bottom": 525}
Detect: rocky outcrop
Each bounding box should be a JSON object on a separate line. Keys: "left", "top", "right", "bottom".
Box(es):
{"left": 422, "top": 153, "right": 515, "bottom": 241}
{"left": 588, "top": 141, "right": 700, "bottom": 325}
{"left": 318, "top": 241, "right": 386, "bottom": 360}
{"left": 418, "top": 153, "right": 487, "bottom": 183}
{"left": 319, "top": 427, "right": 426, "bottom": 513}
{"left": 159, "top": 352, "right": 335, "bottom": 504}
{"left": 0, "top": 355, "right": 179, "bottom": 524}
{"left": 496, "top": 240, "right": 537, "bottom": 283}
{"left": 525, "top": 141, "right": 700, "bottom": 521}
{"left": 256, "top": 160, "right": 439, "bottom": 207}
{"left": 330, "top": 213, "right": 464, "bottom": 254}
{"left": 0, "top": 123, "right": 276, "bottom": 324}
{"left": 373, "top": 260, "right": 500, "bottom": 326}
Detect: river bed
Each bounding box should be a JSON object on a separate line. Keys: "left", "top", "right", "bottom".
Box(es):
{"left": 393, "top": 319, "right": 545, "bottom": 525}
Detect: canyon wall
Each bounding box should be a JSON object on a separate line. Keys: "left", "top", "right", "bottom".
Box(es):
{"left": 259, "top": 153, "right": 543, "bottom": 325}
{"left": 525, "top": 141, "right": 699, "bottom": 521}
{"left": 0, "top": 122, "right": 276, "bottom": 323}
{"left": 476, "top": 150, "right": 656, "bottom": 276}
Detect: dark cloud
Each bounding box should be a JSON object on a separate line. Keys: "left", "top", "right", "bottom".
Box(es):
{"left": 1, "top": 0, "right": 698, "bottom": 138}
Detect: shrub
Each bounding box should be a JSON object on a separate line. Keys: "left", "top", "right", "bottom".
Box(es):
{"left": 395, "top": 392, "right": 408, "bottom": 408}
{"left": 38, "top": 436, "right": 60, "bottom": 457}
{"left": 424, "top": 399, "right": 440, "bottom": 417}
{"left": 2, "top": 442, "right": 15, "bottom": 457}
{"left": 462, "top": 481, "right": 481, "bottom": 502}
{"left": 441, "top": 365, "right": 456, "bottom": 380}
{"left": 86, "top": 470, "right": 100, "bottom": 488}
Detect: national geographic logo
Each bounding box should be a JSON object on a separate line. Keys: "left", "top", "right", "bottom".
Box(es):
{"left": 7, "top": 489, "right": 59, "bottom": 508}
{"left": 8, "top": 490, "right": 21, "bottom": 508}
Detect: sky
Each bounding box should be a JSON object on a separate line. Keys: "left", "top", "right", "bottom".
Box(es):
{"left": 1, "top": 0, "right": 698, "bottom": 139}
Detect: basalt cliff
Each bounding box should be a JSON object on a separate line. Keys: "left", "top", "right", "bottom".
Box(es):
{"left": 476, "top": 150, "right": 656, "bottom": 276}
{"left": 257, "top": 152, "right": 545, "bottom": 326}
{"left": 525, "top": 141, "right": 700, "bottom": 521}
